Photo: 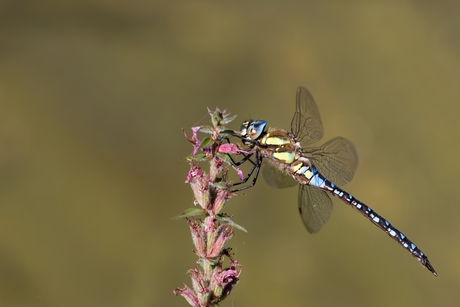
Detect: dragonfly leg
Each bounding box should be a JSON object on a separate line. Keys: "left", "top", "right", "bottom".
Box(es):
{"left": 226, "top": 151, "right": 254, "bottom": 166}
{"left": 223, "top": 137, "right": 254, "bottom": 166}
{"left": 231, "top": 152, "right": 262, "bottom": 192}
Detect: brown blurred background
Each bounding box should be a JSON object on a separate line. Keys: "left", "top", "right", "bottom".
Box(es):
{"left": 0, "top": 1, "right": 459, "bottom": 306}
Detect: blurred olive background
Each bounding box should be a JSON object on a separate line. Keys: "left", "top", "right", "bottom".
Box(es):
{"left": 0, "top": 1, "right": 459, "bottom": 306}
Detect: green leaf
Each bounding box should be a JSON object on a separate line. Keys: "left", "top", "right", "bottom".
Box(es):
{"left": 199, "top": 138, "right": 212, "bottom": 149}
{"left": 171, "top": 208, "right": 205, "bottom": 220}
{"left": 199, "top": 126, "right": 213, "bottom": 134}
{"left": 220, "top": 114, "right": 238, "bottom": 125}
{"left": 216, "top": 214, "right": 247, "bottom": 232}
{"left": 217, "top": 152, "right": 238, "bottom": 167}
{"left": 219, "top": 129, "right": 236, "bottom": 136}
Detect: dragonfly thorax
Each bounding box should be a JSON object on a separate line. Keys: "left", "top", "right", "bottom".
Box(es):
{"left": 259, "top": 129, "right": 313, "bottom": 175}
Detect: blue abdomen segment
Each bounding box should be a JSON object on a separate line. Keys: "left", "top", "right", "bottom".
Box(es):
{"left": 300, "top": 166, "right": 326, "bottom": 187}
{"left": 309, "top": 173, "right": 325, "bottom": 188}
{"left": 313, "top": 174, "right": 437, "bottom": 276}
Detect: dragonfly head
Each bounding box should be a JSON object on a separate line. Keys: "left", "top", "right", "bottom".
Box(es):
{"left": 239, "top": 120, "right": 267, "bottom": 145}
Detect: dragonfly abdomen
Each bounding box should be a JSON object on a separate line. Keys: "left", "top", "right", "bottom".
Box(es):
{"left": 313, "top": 175, "right": 437, "bottom": 276}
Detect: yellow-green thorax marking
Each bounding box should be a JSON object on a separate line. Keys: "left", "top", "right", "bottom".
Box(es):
{"left": 259, "top": 129, "right": 315, "bottom": 185}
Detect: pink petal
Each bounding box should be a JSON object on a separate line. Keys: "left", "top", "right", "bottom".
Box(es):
{"left": 191, "top": 126, "right": 201, "bottom": 140}
{"left": 218, "top": 144, "right": 239, "bottom": 154}
{"left": 236, "top": 168, "right": 244, "bottom": 180}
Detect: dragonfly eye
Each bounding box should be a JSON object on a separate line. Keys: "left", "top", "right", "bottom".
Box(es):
{"left": 240, "top": 121, "right": 250, "bottom": 137}
{"left": 247, "top": 120, "right": 266, "bottom": 140}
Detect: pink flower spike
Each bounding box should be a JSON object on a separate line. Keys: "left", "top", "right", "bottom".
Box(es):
{"left": 176, "top": 107, "right": 245, "bottom": 306}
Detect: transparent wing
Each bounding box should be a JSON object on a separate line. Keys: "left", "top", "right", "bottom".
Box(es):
{"left": 298, "top": 185, "right": 333, "bottom": 234}
{"left": 262, "top": 160, "right": 298, "bottom": 188}
{"left": 303, "top": 137, "right": 358, "bottom": 187}
{"left": 291, "top": 87, "right": 324, "bottom": 145}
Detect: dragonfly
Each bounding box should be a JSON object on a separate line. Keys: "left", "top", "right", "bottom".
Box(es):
{"left": 229, "top": 86, "right": 437, "bottom": 276}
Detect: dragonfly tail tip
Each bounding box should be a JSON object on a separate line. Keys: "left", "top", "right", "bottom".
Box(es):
{"left": 424, "top": 261, "right": 437, "bottom": 277}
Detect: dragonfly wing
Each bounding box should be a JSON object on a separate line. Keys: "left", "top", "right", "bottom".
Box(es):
{"left": 304, "top": 136, "right": 358, "bottom": 187}
{"left": 291, "top": 87, "right": 324, "bottom": 145}
{"left": 298, "top": 184, "right": 333, "bottom": 234}
{"left": 262, "top": 160, "right": 298, "bottom": 188}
